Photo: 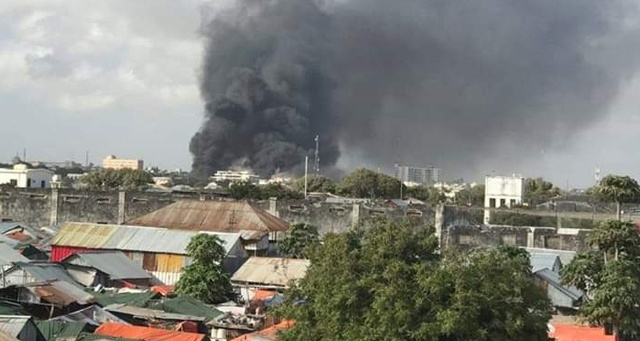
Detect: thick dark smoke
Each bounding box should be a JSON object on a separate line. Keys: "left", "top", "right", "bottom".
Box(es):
{"left": 191, "top": 0, "right": 640, "bottom": 178}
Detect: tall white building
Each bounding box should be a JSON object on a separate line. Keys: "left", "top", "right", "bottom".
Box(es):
{"left": 395, "top": 165, "right": 442, "bottom": 186}
{"left": 0, "top": 164, "right": 54, "bottom": 188}
{"left": 483, "top": 175, "right": 525, "bottom": 223}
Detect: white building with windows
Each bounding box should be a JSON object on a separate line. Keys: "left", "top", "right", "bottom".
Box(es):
{"left": 484, "top": 175, "right": 525, "bottom": 223}
{"left": 395, "top": 165, "right": 442, "bottom": 186}
{"left": 0, "top": 164, "right": 54, "bottom": 188}
{"left": 211, "top": 170, "right": 260, "bottom": 184}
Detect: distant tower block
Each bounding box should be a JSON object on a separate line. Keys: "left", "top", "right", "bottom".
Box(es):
{"left": 594, "top": 166, "right": 601, "bottom": 184}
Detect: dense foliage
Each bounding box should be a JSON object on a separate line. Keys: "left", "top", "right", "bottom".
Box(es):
{"left": 524, "top": 178, "right": 561, "bottom": 206}
{"left": 294, "top": 175, "right": 337, "bottom": 194}
{"left": 80, "top": 168, "right": 154, "bottom": 191}
{"left": 228, "top": 181, "right": 303, "bottom": 200}
{"left": 279, "top": 220, "right": 552, "bottom": 341}
{"left": 278, "top": 223, "right": 320, "bottom": 258}
{"left": 338, "top": 168, "right": 404, "bottom": 199}
{"left": 562, "top": 220, "right": 640, "bottom": 341}
{"left": 175, "top": 234, "right": 233, "bottom": 304}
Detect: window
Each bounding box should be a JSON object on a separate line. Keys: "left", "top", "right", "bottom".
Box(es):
{"left": 510, "top": 199, "right": 516, "bottom": 207}
{"left": 9, "top": 179, "right": 17, "bottom": 186}
{"left": 26, "top": 178, "right": 31, "bottom": 188}
{"left": 500, "top": 198, "right": 506, "bottom": 207}
{"left": 489, "top": 198, "right": 496, "bottom": 208}
{"left": 40, "top": 180, "right": 45, "bottom": 188}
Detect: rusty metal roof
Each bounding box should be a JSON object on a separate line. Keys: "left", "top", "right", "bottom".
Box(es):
{"left": 24, "top": 281, "right": 96, "bottom": 307}
{"left": 231, "top": 257, "right": 310, "bottom": 287}
{"left": 52, "top": 223, "right": 241, "bottom": 256}
{"left": 125, "top": 201, "right": 289, "bottom": 233}
{"left": 63, "top": 252, "right": 152, "bottom": 280}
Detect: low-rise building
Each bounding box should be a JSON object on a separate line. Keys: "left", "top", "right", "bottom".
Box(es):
{"left": 61, "top": 251, "right": 153, "bottom": 288}
{"left": 50, "top": 223, "right": 248, "bottom": 285}
{"left": 0, "top": 164, "right": 53, "bottom": 188}
{"left": 231, "top": 257, "right": 310, "bottom": 301}
{"left": 484, "top": 175, "right": 525, "bottom": 223}
{"left": 102, "top": 155, "right": 143, "bottom": 171}
{"left": 211, "top": 170, "right": 260, "bottom": 184}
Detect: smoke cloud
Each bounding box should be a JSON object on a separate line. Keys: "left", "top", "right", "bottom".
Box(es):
{"left": 191, "top": 0, "right": 640, "bottom": 178}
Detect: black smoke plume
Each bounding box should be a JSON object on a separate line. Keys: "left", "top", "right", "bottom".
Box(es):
{"left": 191, "top": 0, "right": 640, "bottom": 178}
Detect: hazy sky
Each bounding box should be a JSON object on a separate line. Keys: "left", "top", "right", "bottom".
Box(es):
{"left": 0, "top": 1, "right": 639, "bottom": 188}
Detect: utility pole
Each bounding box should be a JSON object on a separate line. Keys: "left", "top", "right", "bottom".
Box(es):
{"left": 304, "top": 156, "right": 309, "bottom": 199}
{"left": 313, "top": 135, "right": 320, "bottom": 174}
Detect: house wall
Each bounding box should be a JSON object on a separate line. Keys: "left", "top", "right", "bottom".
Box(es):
{"left": 0, "top": 167, "right": 53, "bottom": 188}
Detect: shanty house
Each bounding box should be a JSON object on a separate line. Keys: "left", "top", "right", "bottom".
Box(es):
{"left": 126, "top": 201, "right": 290, "bottom": 255}
{"left": 0, "top": 262, "right": 80, "bottom": 288}
{"left": 534, "top": 269, "right": 583, "bottom": 311}
{"left": 231, "top": 257, "right": 310, "bottom": 301}
{"left": 0, "top": 315, "right": 46, "bottom": 341}
{"left": 61, "top": 251, "right": 152, "bottom": 288}
{"left": 51, "top": 223, "right": 247, "bottom": 285}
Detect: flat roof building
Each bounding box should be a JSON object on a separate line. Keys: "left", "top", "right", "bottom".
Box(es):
{"left": 102, "top": 155, "right": 143, "bottom": 171}
{"left": 0, "top": 164, "right": 53, "bottom": 189}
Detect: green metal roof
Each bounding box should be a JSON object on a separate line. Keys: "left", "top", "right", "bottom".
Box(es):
{"left": 35, "top": 320, "right": 88, "bottom": 341}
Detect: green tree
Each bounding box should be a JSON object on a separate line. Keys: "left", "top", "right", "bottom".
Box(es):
{"left": 279, "top": 220, "right": 551, "bottom": 341}
{"left": 80, "top": 168, "right": 153, "bottom": 191}
{"left": 294, "top": 175, "right": 337, "bottom": 193}
{"left": 175, "top": 234, "right": 233, "bottom": 304}
{"left": 524, "top": 178, "right": 561, "bottom": 206}
{"left": 278, "top": 223, "right": 320, "bottom": 258}
{"left": 595, "top": 175, "right": 640, "bottom": 220}
{"left": 455, "top": 184, "right": 485, "bottom": 206}
{"left": 338, "top": 168, "right": 404, "bottom": 199}
{"left": 228, "top": 181, "right": 303, "bottom": 200}
{"left": 405, "top": 185, "right": 430, "bottom": 201}
{"left": 427, "top": 186, "right": 447, "bottom": 206}
{"left": 562, "top": 220, "right": 640, "bottom": 341}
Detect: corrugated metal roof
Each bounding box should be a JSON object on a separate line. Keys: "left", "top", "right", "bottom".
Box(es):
{"left": 51, "top": 223, "right": 118, "bottom": 248}
{"left": 125, "top": 201, "right": 289, "bottom": 233}
{"left": 0, "top": 244, "right": 28, "bottom": 266}
{"left": 0, "top": 223, "right": 22, "bottom": 235}
{"left": 49, "top": 305, "right": 128, "bottom": 326}
{"left": 25, "top": 281, "right": 96, "bottom": 307}
{"left": 530, "top": 253, "right": 561, "bottom": 273}
{"left": 231, "top": 257, "right": 310, "bottom": 287}
{"left": 0, "top": 330, "right": 19, "bottom": 341}
{"left": 0, "top": 316, "right": 30, "bottom": 338}
{"left": 11, "top": 262, "right": 80, "bottom": 287}
{"left": 535, "top": 269, "right": 583, "bottom": 301}
{"left": 53, "top": 223, "right": 241, "bottom": 256}
{"left": 104, "top": 304, "right": 206, "bottom": 322}
{"left": 64, "top": 252, "right": 151, "bottom": 280}
{"left": 523, "top": 247, "right": 576, "bottom": 267}
{"left": 96, "top": 323, "right": 205, "bottom": 341}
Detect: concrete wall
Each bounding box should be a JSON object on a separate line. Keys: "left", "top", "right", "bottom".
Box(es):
{"left": 0, "top": 188, "right": 590, "bottom": 252}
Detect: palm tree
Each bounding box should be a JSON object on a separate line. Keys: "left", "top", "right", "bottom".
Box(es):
{"left": 595, "top": 175, "right": 640, "bottom": 220}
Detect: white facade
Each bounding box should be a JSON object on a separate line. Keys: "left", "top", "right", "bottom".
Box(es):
{"left": 212, "top": 170, "right": 260, "bottom": 183}
{"left": 484, "top": 175, "right": 524, "bottom": 223}
{"left": 0, "top": 164, "right": 53, "bottom": 188}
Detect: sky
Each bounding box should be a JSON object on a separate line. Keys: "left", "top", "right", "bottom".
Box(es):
{"left": 0, "top": 1, "right": 639, "bottom": 188}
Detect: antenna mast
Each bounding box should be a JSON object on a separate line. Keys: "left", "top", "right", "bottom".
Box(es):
{"left": 314, "top": 135, "right": 320, "bottom": 174}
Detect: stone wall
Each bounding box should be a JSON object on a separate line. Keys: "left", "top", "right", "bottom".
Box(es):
{"left": 0, "top": 188, "right": 589, "bottom": 251}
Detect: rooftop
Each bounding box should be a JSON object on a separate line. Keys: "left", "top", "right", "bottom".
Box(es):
{"left": 125, "top": 201, "right": 289, "bottom": 233}
{"left": 231, "top": 257, "right": 310, "bottom": 287}
{"left": 52, "top": 223, "right": 241, "bottom": 256}
{"left": 62, "top": 252, "right": 152, "bottom": 280}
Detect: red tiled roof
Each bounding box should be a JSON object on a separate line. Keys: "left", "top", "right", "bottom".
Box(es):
{"left": 549, "top": 324, "right": 615, "bottom": 341}
{"left": 95, "top": 323, "right": 205, "bottom": 341}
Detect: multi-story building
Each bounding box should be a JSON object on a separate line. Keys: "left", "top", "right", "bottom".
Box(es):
{"left": 395, "top": 165, "right": 442, "bottom": 186}
{"left": 484, "top": 175, "right": 525, "bottom": 223}
{"left": 211, "top": 170, "right": 260, "bottom": 184}
{"left": 0, "top": 164, "right": 54, "bottom": 188}
{"left": 102, "top": 155, "right": 143, "bottom": 171}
